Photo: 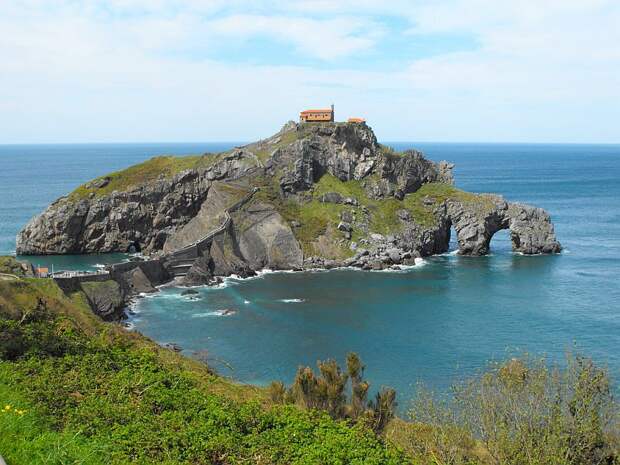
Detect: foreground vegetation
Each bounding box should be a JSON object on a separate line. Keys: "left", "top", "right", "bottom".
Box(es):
{"left": 0, "top": 257, "right": 30, "bottom": 278}
{"left": 391, "top": 355, "right": 620, "bottom": 465}
{"left": 0, "top": 279, "right": 405, "bottom": 464}
{"left": 1, "top": 276, "right": 618, "bottom": 464}
{"left": 269, "top": 352, "right": 397, "bottom": 435}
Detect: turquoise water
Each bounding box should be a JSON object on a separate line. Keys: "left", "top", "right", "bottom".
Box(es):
{"left": 1, "top": 142, "right": 619, "bottom": 399}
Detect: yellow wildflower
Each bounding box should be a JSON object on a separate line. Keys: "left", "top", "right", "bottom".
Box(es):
{"left": 3, "top": 405, "right": 11, "bottom": 411}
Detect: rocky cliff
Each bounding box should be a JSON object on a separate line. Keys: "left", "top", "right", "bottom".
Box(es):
{"left": 17, "top": 121, "right": 561, "bottom": 285}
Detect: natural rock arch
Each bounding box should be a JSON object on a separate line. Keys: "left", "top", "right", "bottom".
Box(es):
{"left": 446, "top": 197, "right": 561, "bottom": 256}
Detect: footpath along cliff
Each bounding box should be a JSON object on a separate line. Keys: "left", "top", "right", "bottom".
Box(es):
{"left": 17, "top": 121, "right": 561, "bottom": 292}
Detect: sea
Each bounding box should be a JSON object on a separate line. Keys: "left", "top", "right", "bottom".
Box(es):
{"left": 1, "top": 142, "right": 619, "bottom": 403}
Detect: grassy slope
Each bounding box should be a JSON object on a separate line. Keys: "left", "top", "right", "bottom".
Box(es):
{"left": 0, "top": 257, "right": 29, "bottom": 277}
{"left": 0, "top": 278, "right": 406, "bottom": 465}
{"left": 252, "top": 171, "right": 494, "bottom": 258}
{"left": 68, "top": 154, "right": 225, "bottom": 200}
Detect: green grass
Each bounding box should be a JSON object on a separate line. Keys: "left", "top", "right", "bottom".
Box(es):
{"left": 68, "top": 155, "right": 222, "bottom": 200}
{"left": 0, "top": 383, "right": 106, "bottom": 465}
{"left": 249, "top": 172, "right": 496, "bottom": 258}
{"left": 250, "top": 174, "right": 354, "bottom": 258}
{"left": 0, "top": 257, "right": 29, "bottom": 277}
{"left": 0, "top": 278, "right": 407, "bottom": 465}
{"left": 253, "top": 130, "right": 301, "bottom": 162}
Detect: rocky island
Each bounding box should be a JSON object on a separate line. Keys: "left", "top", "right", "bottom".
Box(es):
{"left": 16, "top": 121, "right": 560, "bottom": 317}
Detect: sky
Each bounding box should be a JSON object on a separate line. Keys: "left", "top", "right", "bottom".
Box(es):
{"left": 1, "top": 0, "right": 619, "bottom": 144}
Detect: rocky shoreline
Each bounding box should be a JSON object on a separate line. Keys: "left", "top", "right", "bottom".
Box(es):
{"left": 16, "top": 120, "right": 561, "bottom": 320}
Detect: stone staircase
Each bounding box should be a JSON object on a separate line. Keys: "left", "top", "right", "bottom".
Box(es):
{"left": 167, "top": 258, "right": 196, "bottom": 278}
{"left": 162, "top": 187, "right": 259, "bottom": 279}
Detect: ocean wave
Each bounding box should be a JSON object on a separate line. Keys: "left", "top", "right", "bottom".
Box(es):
{"left": 191, "top": 312, "right": 220, "bottom": 318}
{"left": 368, "top": 260, "right": 427, "bottom": 273}
{"left": 279, "top": 298, "right": 305, "bottom": 303}
{"left": 139, "top": 292, "right": 160, "bottom": 298}
{"left": 144, "top": 260, "right": 431, "bottom": 299}
{"left": 191, "top": 309, "right": 236, "bottom": 318}
{"left": 227, "top": 268, "right": 301, "bottom": 283}
{"left": 211, "top": 278, "right": 239, "bottom": 289}
{"left": 436, "top": 249, "right": 460, "bottom": 257}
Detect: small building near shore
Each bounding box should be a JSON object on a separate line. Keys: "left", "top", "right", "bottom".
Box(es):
{"left": 36, "top": 267, "right": 49, "bottom": 278}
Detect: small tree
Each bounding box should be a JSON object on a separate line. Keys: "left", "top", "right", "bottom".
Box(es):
{"left": 347, "top": 352, "right": 370, "bottom": 419}
{"left": 369, "top": 387, "right": 397, "bottom": 434}
{"left": 273, "top": 352, "right": 397, "bottom": 433}
{"left": 317, "top": 359, "right": 348, "bottom": 418}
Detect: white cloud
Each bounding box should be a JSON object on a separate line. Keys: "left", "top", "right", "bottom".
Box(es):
{"left": 208, "top": 14, "right": 381, "bottom": 60}
{"left": 0, "top": 0, "right": 619, "bottom": 143}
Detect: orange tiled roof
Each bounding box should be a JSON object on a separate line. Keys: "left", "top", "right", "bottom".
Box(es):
{"left": 348, "top": 117, "right": 366, "bottom": 123}
{"left": 300, "top": 109, "right": 332, "bottom": 114}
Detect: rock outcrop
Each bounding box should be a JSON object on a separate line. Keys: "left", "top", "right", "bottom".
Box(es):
{"left": 17, "top": 120, "right": 561, "bottom": 289}
{"left": 269, "top": 123, "right": 452, "bottom": 197}
{"left": 16, "top": 154, "right": 261, "bottom": 255}
{"left": 80, "top": 280, "right": 124, "bottom": 321}
{"left": 443, "top": 196, "right": 561, "bottom": 256}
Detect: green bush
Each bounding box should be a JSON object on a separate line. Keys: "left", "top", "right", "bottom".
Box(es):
{"left": 406, "top": 354, "right": 620, "bottom": 465}
{"left": 270, "top": 352, "right": 397, "bottom": 434}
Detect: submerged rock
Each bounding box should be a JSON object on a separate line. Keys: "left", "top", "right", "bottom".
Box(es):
{"left": 163, "top": 342, "right": 182, "bottom": 352}
{"left": 181, "top": 289, "right": 200, "bottom": 296}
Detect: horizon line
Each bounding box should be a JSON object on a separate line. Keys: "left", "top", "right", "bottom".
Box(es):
{"left": 1, "top": 140, "right": 620, "bottom": 147}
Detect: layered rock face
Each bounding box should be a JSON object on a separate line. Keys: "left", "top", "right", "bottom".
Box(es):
{"left": 17, "top": 121, "right": 561, "bottom": 288}
{"left": 271, "top": 123, "right": 452, "bottom": 196}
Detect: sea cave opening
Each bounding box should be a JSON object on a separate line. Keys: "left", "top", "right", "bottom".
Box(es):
{"left": 448, "top": 226, "right": 458, "bottom": 253}
{"left": 489, "top": 228, "right": 512, "bottom": 254}
{"left": 127, "top": 241, "right": 142, "bottom": 254}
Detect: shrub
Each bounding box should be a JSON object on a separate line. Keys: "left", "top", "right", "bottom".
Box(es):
{"left": 407, "top": 353, "right": 620, "bottom": 465}
{"left": 272, "top": 352, "right": 397, "bottom": 434}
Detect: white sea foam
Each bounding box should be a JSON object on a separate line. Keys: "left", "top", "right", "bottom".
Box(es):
{"left": 93, "top": 263, "right": 106, "bottom": 269}
{"left": 210, "top": 278, "right": 238, "bottom": 289}
{"left": 191, "top": 309, "right": 236, "bottom": 318}
{"left": 227, "top": 268, "right": 301, "bottom": 283}
{"left": 191, "top": 311, "right": 221, "bottom": 318}
{"left": 244, "top": 300, "right": 250, "bottom": 304}
{"left": 139, "top": 292, "right": 159, "bottom": 298}
{"left": 158, "top": 293, "right": 186, "bottom": 300}
{"left": 279, "top": 298, "right": 305, "bottom": 303}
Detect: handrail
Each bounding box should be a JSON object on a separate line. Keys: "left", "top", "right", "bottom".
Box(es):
{"left": 167, "top": 187, "right": 258, "bottom": 259}
{"left": 52, "top": 270, "right": 110, "bottom": 279}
